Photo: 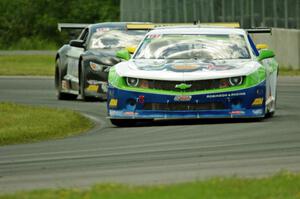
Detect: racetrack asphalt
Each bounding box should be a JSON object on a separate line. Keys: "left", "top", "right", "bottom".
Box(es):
{"left": 0, "top": 76, "right": 300, "bottom": 193}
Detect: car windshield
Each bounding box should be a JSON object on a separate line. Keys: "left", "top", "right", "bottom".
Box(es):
{"left": 134, "top": 34, "right": 251, "bottom": 60}
{"left": 88, "top": 29, "right": 147, "bottom": 49}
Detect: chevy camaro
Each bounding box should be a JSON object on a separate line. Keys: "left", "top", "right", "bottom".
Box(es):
{"left": 107, "top": 26, "right": 278, "bottom": 126}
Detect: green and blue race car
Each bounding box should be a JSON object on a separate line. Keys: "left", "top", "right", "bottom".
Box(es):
{"left": 107, "top": 26, "right": 278, "bottom": 126}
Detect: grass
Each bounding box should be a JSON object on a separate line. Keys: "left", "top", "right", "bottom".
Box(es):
{"left": 0, "top": 54, "right": 299, "bottom": 77}
{"left": 0, "top": 102, "right": 93, "bottom": 145}
{"left": 0, "top": 54, "right": 54, "bottom": 76}
{"left": 0, "top": 37, "right": 58, "bottom": 50}
{"left": 1, "top": 172, "right": 300, "bottom": 199}
{"left": 279, "top": 68, "right": 300, "bottom": 76}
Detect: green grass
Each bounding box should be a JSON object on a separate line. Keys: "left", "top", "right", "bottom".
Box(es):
{"left": 0, "top": 54, "right": 299, "bottom": 77}
{"left": 0, "top": 54, "right": 54, "bottom": 76}
{"left": 0, "top": 102, "right": 93, "bottom": 145}
{"left": 0, "top": 37, "right": 58, "bottom": 50}
{"left": 279, "top": 68, "right": 300, "bottom": 76}
{"left": 1, "top": 172, "right": 300, "bottom": 199}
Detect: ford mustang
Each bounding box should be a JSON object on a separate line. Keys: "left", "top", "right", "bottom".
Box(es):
{"left": 107, "top": 26, "right": 278, "bottom": 126}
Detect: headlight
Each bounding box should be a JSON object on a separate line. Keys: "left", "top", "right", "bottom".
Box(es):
{"left": 89, "top": 62, "right": 104, "bottom": 71}
{"left": 126, "top": 77, "right": 139, "bottom": 87}
{"left": 229, "top": 76, "right": 243, "bottom": 86}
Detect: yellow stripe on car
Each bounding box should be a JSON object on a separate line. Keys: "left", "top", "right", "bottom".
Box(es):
{"left": 199, "top": 22, "right": 240, "bottom": 28}
{"left": 126, "top": 24, "right": 155, "bottom": 30}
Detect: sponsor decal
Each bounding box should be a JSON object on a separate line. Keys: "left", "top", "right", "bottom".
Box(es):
{"left": 174, "top": 95, "right": 192, "bottom": 102}
{"left": 252, "top": 109, "right": 263, "bottom": 115}
{"left": 147, "top": 34, "right": 161, "bottom": 39}
{"left": 252, "top": 98, "right": 264, "bottom": 106}
{"left": 87, "top": 80, "right": 105, "bottom": 85}
{"left": 230, "top": 110, "right": 245, "bottom": 115}
{"left": 101, "top": 83, "right": 108, "bottom": 93}
{"left": 206, "top": 92, "right": 246, "bottom": 98}
{"left": 124, "top": 111, "right": 137, "bottom": 116}
{"left": 172, "top": 64, "right": 198, "bottom": 70}
{"left": 88, "top": 81, "right": 108, "bottom": 93}
{"left": 62, "top": 80, "right": 68, "bottom": 90}
{"left": 109, "top": 99, "right": 118, "bottom": 107}
{"left": 86, "top": 85, "right": 99, "bottom": 92}
{"left": 175, "top": 83, "right": 192, "bottom": 90}
{"left": 96, "top": 28, "right": 110, "bottom": 32}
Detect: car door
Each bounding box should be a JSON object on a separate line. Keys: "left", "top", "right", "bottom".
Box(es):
{"left": 65, "top": 28, "right": 89, "bottom": 90}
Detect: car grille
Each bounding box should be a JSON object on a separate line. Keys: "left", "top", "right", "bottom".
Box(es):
{"left": 143, "top": 79, "right": 229, "bottom": 92}
{"left": 143, "top": 102, "right": 225, "bottom": 111}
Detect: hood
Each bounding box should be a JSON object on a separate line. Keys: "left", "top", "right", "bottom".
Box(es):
{"left": 115, "top": 59, "right": 261, "bottom": 81}
{"left": 85, "top": 49, "right": 121, "bottom": 66}
{"left": 89, "top": 49, "right": 117, "bottom": 57}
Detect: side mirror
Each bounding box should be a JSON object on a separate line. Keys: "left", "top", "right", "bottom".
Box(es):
{"left": 258, "top": 49, "right": 275, "bottom": 61}
{"left": 116, "top": 49, "right": 131, "bottom": 61}
{"left": 126, "top": 46, "right": 137, "bottom": 54}
{"left": 69, "top": 40, "right": 84, "bottom": 48}
{"left": 256, "top": 43, "right": 269, "bottom": 50}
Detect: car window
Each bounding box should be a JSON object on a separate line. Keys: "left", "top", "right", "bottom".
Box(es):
{"left": 88, "top": 29, "right": 147, "bottom": 49}
{"left": 134, "top": 34, "right": 251, "bottom": 60}
{"left": 78, "top": 28, "right": 89, "bottom": 41}
{"left": 247, "top": 34, "right": 259, "bottom": 56}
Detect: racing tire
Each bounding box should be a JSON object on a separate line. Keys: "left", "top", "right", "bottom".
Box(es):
{"left": 265, "top": 75, "right": 278, "bottom": 118}
{"left": 110, "top": 119, "right": 136, "bottom": 127}
{"left": 79, "top": 62, "right": 94, "bottom": 101}
{"left": 265, "top": 100, "right": 276, "bottom": 118}
{"left": 55, "top": 59, "right": 77, "bottom": 100}
{"left": 265, "top": 111, "right": 275, "bottom": 118}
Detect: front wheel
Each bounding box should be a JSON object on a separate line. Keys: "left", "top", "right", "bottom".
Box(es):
{"left": 79, "top": 62, "right": 94, "bottom": 101}
{"left": 55, "top": 59, "right": 77, "bottom": 100}
{"left": 265, "top": 111, "right": 275, "bottom": 118}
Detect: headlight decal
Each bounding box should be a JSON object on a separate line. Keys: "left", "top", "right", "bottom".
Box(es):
{"left": 126, "top": 77, "right": 139, "bottom": 87}
{"left": 89, "top": 61, "right": 104, "bottom": 71}
{"left": 229, "top": 76, "right": 243, "bottom": 86}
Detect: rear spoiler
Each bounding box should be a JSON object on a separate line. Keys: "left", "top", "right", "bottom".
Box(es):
{"left": 246, "top": 28, "right": 272, "bottom": 34}
{"left": 57, "top": 23, "right": 90, "bottom": 32}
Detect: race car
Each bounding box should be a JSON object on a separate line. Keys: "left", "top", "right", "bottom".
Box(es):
{"left": 107, "top": 26, "right": 278, "bottom": 126}
{"left": 55, "top": 22, "right": 154, "bottom": 101}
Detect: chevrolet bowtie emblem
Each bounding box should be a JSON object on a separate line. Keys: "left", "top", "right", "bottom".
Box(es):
{"left": 175, "top": 83, "right": 192, "bottom": 90}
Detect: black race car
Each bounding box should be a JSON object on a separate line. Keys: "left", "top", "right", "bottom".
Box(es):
{"left": 55, "top": 22, "right": 153, "bottom": 101}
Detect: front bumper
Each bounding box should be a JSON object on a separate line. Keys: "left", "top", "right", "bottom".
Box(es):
{"left": 84, "top": 69, "right": 109, "bottom": 99}
{"left": 107, "top": 81, "right": 266, "bottom": 119}
{"left": 85, "top": 80, "right": 108, "bottom": 99}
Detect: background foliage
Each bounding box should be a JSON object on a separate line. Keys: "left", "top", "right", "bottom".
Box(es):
{"left": 0, "top": 0, "right": 120, "bottom": 50}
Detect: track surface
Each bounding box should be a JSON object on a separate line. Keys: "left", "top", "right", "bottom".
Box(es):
{"left": 0, "top": 76, "right": 300, "bottom": 192}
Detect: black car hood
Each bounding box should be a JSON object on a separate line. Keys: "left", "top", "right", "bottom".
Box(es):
{"left": 82, "top": 49, "right": 121, "bottom": 66}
